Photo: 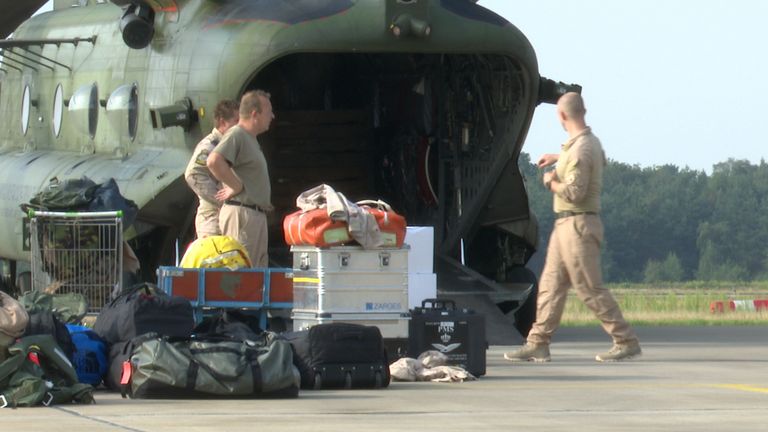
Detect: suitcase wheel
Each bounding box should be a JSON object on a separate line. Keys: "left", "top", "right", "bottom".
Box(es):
{"left": 374, "top": 371, "right": 383, "bottom": 389}
{"left": 313, "top": 372, "right": 323, "bottom": 390}
{"left": 344, "top": 371, "right": 352, "bottom": 390}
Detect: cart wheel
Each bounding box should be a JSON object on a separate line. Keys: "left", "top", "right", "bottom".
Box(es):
{"left": 374, "top": 371, "right": 383, "bottom": 389}
{"left": 313, "top": 372, "right": 323, "bottom": 390}
{"left": 344, "top": 371, "right": 352, "bottom": 389}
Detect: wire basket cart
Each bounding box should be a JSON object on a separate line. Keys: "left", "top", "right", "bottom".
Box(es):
{"left": 29, "top": 210, "right": 123, "bottom": 313}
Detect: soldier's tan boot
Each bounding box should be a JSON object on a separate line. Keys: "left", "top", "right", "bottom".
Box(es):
{"left": 503, "top": 343, "right": 551, "bottom": 362}
{"left": 595, "top": 340, "right": 642, "bottom": 362}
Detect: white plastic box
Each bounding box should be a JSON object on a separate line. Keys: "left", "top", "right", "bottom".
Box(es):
{"left": 404, "top": 227, "right": 437, "bottom": 309}
{"left": 408, "top": 272, "right": 437, "bottom": 310}
{"left": 404, "top": 226, "right": 434, "bottom": 273}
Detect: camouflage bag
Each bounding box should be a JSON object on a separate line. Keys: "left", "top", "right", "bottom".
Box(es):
{"left": 0, "top": 335, "right": 94, "bottom": 408}
{"left": 24, "top": 176, "right": 137, "bottom": 227}
{"left": 19, "top": 291, "right": 88, "bottom": 324}
{"left": 28, "top": 177, "right": 98, "bottom": 211}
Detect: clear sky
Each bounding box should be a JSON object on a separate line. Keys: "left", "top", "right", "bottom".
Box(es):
{"left": 36, "top": 1, "right": 766, "bottom": 172}
{"left": 481, "top": 0, "right": 768, "bottom": 173}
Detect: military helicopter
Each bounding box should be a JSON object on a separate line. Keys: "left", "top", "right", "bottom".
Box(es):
{"left": 0, "top": 0, "right": 579, "bottom": 341}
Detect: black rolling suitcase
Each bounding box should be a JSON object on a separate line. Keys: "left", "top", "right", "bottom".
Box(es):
{"left": 409, "top": 299, "right": 487, "bottom": 377}
{"left": 283, "top": 323, "right": 390, "bottom": 389}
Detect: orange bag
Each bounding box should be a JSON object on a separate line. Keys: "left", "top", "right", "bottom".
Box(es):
{"left": 283, "top": 208, "right": 352, "bottom": 247}
{"left": 357, "top": 200, "right": 406, "bottom": 248}
{"left": 283, "top": 200, "right": 406, "bottom": 248}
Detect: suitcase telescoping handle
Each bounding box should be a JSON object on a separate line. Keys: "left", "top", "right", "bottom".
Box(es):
{"left": 421, "top": 298, "right": 456, "bottom": 310}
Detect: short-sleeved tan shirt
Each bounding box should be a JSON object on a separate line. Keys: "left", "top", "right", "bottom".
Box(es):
{"left": 185, "top": 128, "right": 223, "bottom": 210}
{"left": 212, "top": 125, "right": 271, "bottom": 209}
{"left": 552, "top": 127, "right": 605, "bottom": 214}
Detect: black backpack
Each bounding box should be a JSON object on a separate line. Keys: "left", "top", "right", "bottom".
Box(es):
{"left": 192, "top": 309, "right": 264, "bottom": 341}
{"left": 93, "top": 283, "right": 194, "bottom": 345}
{"left": 24, "top": 311, "right": 75, "bottom": 362}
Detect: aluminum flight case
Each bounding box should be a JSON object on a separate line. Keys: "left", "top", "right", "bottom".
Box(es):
{"left": 408, "top": 299, "right": 487, "bottom": 376}
{"left": 290, "top": 245, "right": 410, "bottom": 339}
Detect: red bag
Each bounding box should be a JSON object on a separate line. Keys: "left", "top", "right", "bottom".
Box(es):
{"left": 283, "top": 200, "right": 406, "bottom": 248}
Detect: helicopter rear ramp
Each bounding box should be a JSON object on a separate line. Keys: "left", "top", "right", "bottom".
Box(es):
{"left": 436, "top": 255, "right": 528, "bottom": 345}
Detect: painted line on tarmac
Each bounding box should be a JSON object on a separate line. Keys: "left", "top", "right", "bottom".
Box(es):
{"left": 54, "top": 407, "right": 147, "bottom": 432}
{"left": 711, "top": 384, "right": 768, "bottom": 394}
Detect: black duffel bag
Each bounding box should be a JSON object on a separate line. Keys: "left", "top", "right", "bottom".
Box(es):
{"left": 192, "top": 309, "right": 263, "bottom": 341}
{"left": 93, "top": 283, "right": 194, "bottom": 344}
{"left": 282, "top": 323, "right": 390, "bottom": 389}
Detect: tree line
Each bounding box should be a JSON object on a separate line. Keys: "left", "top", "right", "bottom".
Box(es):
{"left": 519, "top": 154, "right": 768, "bottom": 283}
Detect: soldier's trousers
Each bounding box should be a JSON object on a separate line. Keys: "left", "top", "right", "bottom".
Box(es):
{"left": 219, "top": 204, "right": 268, "bottom": 268}
{"left": 527, "top": 214, "right": 637, "bottom": 346}
{"left": 195, "top": 204, "right": 221, "bottom": 238}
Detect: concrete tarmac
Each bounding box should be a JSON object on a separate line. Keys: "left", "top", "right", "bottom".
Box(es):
{"left": 3, "top": 326, "right": 767, "bottom": 431}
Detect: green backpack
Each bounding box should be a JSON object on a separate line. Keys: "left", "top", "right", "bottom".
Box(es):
{"left": 0, "top": 335, "right": 94, "bottom": 408}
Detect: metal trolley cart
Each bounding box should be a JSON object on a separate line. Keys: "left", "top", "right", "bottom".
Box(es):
{"left": 28, "top": 210, "right": 123, "bottom": 313}
{"left": 157, "top": 266, "right": 294, "bottom": 330}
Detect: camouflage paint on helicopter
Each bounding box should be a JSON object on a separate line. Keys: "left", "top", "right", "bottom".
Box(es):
{"left": 0, "top": 0, "right": 579, "bottom": 338}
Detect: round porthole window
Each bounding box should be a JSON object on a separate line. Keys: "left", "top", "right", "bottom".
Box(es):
{"left": 52, "top": 84, "right": 64, "bottom": 137}
{"left": 87, "top": 84, "right": 98, "bottom": 139}
{"left": 21, "top": 84, "right": 31, "bottom": 135}
{"left": 128, "top": 83, "right": 138, "bottom": 140}
{"left": 107, "top": 83, "right": 139, "bottom": 141}
{"left": 69, "top": 83, "right": 99, "bottom": 139}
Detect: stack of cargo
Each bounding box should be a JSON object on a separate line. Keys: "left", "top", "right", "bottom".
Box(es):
{"left": 284, "top": 186, "right": 410, "bottom": 343}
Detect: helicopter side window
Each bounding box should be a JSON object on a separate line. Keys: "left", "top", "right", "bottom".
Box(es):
{"left": 106, "top": 83, "right": 139, "bottom": 141}
{"left": 69, "top": 83, "right": 99, "bottom": 140}
{"left": 128, "top": 84, "right": 138, "bottom": 141}
{"left": 21, "top": 84, "right": 31, "bottom": 136}
{"left": 52, "top": 84, "right": 64, "bottom": 138}
{"left": 88, "top": 84, "right": 98, "bottom": 139}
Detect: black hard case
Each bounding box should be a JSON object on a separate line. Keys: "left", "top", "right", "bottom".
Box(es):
{"left": 283, "top": 322, "right": 390, "bottom": 389}
{"left": 408, "top": 299, "right": 487, "bottom": 376}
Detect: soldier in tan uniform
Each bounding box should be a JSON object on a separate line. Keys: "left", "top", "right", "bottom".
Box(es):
{"left": 207, "top": 90, "right": 274, "bottom": 267}
{"left": 505, "top": 92, "right": 641, "bottom": 363}
{"left": 184, "top": 99, "right": 239, "bottom": 238}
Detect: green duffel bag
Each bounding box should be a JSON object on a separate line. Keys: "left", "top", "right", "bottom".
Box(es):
{"left": 124, "top": 332, "right": 300, "bottom": 399}
{"left": 0, "top": 335, "right": 94, "bottom": 408}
